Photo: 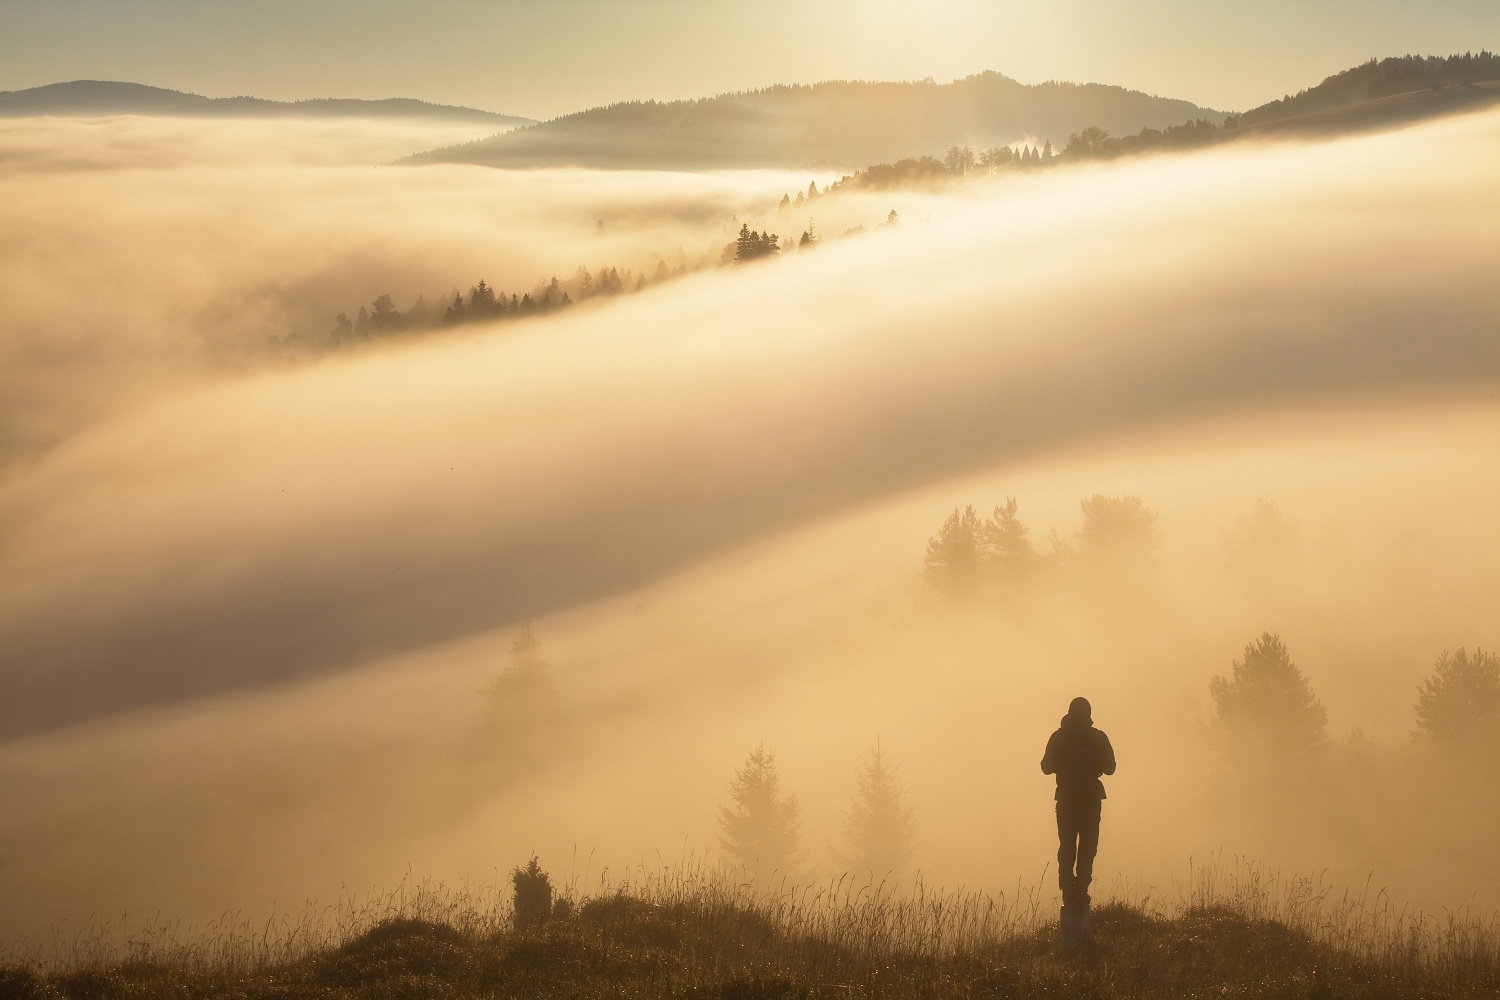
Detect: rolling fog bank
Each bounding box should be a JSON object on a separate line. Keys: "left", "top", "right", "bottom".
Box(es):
{"left": 0, "top": 108, "right": 1497, "bottom": 947}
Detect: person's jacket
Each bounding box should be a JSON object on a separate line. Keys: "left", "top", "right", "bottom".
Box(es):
{"left": 1041, "top": 714, "right": 1116, "bottom": 801}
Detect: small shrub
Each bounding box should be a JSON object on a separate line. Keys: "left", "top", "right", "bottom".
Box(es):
{"left": 511, "top": 857, "right": 553, "bottom": 930}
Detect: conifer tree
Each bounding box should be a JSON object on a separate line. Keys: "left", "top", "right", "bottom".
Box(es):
{"left": 511, "top": 856, "right": 553, "bottom": 929}
{"left": 480, "top": 623, "right": 565, "bottom": 767}
{"left": 840, "top": 740, "right": 917, "bottom": 879}
{"left": 719, "top": 744, "right": 803, "bottom": 876}
{"left": 1222, "top": 499, "right": 1300, "bottom": 573}
{"left": 444, "top": 292, "right": 465, "bottom": 324}
{"left": 1210, "top": 633, "right": 1328, "bottom": 754}
{"left": 1075, "top": 494, "right": 1159, "bottom": 564}
{"left": 983, "top": 497, "right": 1037, "bottom": 581}
{"left": 734, "top": 223, "right": 780, "bottom": 263}
{"left": 923, "top": 505, "right": 983, "bottom": 597}
{"left": 474, "top": 280, "right": 495, "bottom": 309}
{"left": 1414, "top": 648, "right": 1500, "bottom": 749}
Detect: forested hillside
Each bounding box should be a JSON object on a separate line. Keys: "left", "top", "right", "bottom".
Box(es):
{"left": 1230, "top": 52, "right": 1499, "bottom": 130}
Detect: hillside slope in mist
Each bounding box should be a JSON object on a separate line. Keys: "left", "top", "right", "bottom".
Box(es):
{"left": 410, "top": 72, "right": 1218, "bottom": 169}
{"left": 0, "top": 110, "right": 1496, "bottom": 741}
{"left": 0, "top": 80, "right": 533, "bottom": 126}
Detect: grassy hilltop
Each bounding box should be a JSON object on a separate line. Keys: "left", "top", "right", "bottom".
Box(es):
{"left": 5, "top": 867, "right": 1497, "bottom": 999}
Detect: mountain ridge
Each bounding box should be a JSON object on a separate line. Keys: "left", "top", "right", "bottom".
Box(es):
{"left": 404, "top": 71, "right": 1221, "bottom": 170}
{"left": 0, "top": 79, "right": 534, "bottom": 126}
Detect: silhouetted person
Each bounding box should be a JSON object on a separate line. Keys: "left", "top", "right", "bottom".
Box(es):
{"left": 1041, "top": 697, "right": 1116, "bottom": 912}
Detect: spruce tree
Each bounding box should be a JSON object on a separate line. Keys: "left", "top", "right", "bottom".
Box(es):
{"left": 840, "top": 740, "right": 917, "bottom": 879}
{"left": 511, "top": 856, "right": 553, "bottom": 929}
{"left": 719, "top": 744, "right": 803, "bottom": 876}
{"left": 484, "top": 623, "right": 561, "bottom": 755}
{"left": 444, "top": 293, "right": 464, "bottom": 324}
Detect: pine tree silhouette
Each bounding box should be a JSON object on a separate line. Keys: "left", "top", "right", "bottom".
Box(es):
{"left": 483, "top": 624, "right": 561, "bottom": 757}
{"left": 1415, "top": 648, "right": 1500, "bottom": 749}
{"left": 839, "top": 740, "right": 917, "bottom": 879}
{"left": 982, "top": 498, "right": 1038, "bottom": 582}
{"left": 1075, "top": 494, "right": 1159, "bottom": 564}
{"left": 719, "top": 743, "right": 803, "bottom": 876}
{"left": 1210, "top": 633, "right": 1328, "bottom": 753}
{"left": 923, "top": 506, "right": 983, "bottom": 597}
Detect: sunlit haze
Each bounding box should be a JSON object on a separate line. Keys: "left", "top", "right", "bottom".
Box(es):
{"left": 1, "top": 6, "right": 1498, "bottom": 993}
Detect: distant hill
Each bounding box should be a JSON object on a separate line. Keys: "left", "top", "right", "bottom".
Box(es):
{"left": 1228, "top": 52, "right": 1499, "bottom": 132}
{"left": 0, "top": 80, "right": 533, "bottom": 127}
{"left": 1228, "top": 80, "right": 1500, "bottom": 139}
{"left": 405, "top": 72, "right": 1222, "bottom": 170}
{"left": 1048, "top": 53, "right": 1500, "bottom": 165}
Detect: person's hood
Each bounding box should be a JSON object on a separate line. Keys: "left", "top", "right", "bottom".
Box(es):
{"left": 1060, "top": 712, "right": 1094, "bottom": 729}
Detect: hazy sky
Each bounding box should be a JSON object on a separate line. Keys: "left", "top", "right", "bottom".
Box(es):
{"left": 2, "top": 0, "right": 1497, "bottom": 119}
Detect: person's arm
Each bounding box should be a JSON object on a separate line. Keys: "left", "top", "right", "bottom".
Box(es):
{"left": 1041, "top": 731, "right": 1060, "bottom": 774}
{"left": 1097, "top": 731, "right": 1117, "bottom": 776}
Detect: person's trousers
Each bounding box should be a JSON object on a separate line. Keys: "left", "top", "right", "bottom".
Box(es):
{"left": 1056, "top": 796, "right": 1102, "bottom": 888}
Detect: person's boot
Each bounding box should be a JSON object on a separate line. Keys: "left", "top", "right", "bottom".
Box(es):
{"left": 1059, "top": 872, "right": 1076, "bottom": 911}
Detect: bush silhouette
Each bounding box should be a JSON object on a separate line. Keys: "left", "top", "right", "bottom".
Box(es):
{"left": 512, "top": 856, "right": 553, "bottom": 929}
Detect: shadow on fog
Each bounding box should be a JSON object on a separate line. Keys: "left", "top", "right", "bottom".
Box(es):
{"left": 0, "top": 111, "right": 1497, "bottom": 740}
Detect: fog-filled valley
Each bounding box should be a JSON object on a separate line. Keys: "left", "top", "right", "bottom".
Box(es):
{"left": 1, "top": 100, "right": 1498, "bottom": 961}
